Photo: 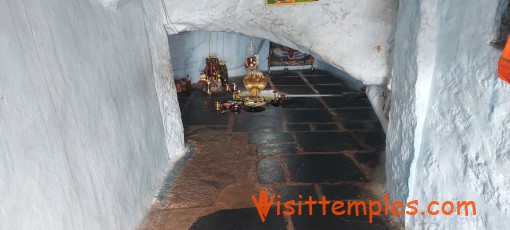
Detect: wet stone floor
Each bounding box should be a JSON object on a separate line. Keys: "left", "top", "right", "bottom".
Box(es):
{"left": 140, "top": 70, "right": 395, "bottom": 230}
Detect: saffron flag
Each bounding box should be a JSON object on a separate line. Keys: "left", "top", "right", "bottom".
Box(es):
{"left": 498, "top": 38, "right": 510, "bottom": 84}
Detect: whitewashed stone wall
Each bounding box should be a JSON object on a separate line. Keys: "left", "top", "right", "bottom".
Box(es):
{"left": 0, "top": 0, "right": 184, "bottom": 229}
{"left": 388, "top": 0, "right": 510, "bottom": 228}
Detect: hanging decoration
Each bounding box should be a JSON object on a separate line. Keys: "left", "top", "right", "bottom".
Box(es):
{"left": 243, "top": 39, "right": 268, "bottom": 98}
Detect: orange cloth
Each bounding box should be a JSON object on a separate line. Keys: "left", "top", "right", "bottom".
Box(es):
{"left": 498, "top": 38, "right": 510, "bottom": 84}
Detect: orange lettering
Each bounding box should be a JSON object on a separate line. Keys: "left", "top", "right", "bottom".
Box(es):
{"left": 390, "top": 201, "right": 404, "bottom": 215}
{"left": 251, "top": 190, "right": 275, "bottom": 222}
{"left": 283, "top": 200, "right": 296, "bottom": 216}
{"left": 457, "top": 201, "right": 476, "bottom": 216}
{"left": 406, "top": 200, "right": 419, "bottom": 215}
{"left": 304, "top": 196, "right": 317, "bottom": 216}
{"left": 318, "top": 196, "right": 330, "bottom": 215}
{"left": 348, "top": 201, "right": 367, "bottom": 216}
{"left": 442, "top": 201, "right": 454, "bottom": 215}
{"left": 369, "top": 200, "right": 382, "bottom": 223}
{"left": 331, "top": 201, "right": 345, "bottom": 215}
{"left": 427, "top": 201, "right": 440, "bottom": 215}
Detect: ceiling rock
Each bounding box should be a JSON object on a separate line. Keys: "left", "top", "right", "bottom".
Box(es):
{"left": 97, "top": 0, "right": 122, "bottom": 9}
{"left": 162, "top": 0, "right": 399, "bottom": 85}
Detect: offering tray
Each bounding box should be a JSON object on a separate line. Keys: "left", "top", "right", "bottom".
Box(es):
{"left": 243, "top": 97, "right": 268, "bottom": 107}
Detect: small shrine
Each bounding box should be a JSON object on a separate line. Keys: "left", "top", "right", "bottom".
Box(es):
{"left": 195, "top": 39, "right": 287, "bottom": 114}
{"left": 201, "top": 56, "right": 230, "bottom": 93}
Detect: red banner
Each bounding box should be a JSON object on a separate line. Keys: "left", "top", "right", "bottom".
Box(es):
{"left": 498, "top": 38, "right": 510, "bottom": 84}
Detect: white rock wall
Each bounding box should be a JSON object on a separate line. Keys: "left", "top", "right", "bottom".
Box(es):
{"left": 388, "top": 0, "right": 510, "bottom": 228}
{"left": 97, "top": 0, "right": 122, "bottom": 9}
{"left": 143, "top": 0, "right": 186, "bottom": 165}
{"left": 163, "top": 0, "right": 399, "bottom": 85}
{"left": 386, "top": 0, "right": 421, "bottom": 218}
{"left": 0, "top": 0, "right": 183, "bottom": 229}
{"left": 4, "top": 0, "right": 509, "bottom": 229}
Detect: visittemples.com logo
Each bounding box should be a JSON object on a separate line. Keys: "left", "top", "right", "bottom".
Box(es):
{"left": 251, "top": 190, "right": 477, "bottom": 223}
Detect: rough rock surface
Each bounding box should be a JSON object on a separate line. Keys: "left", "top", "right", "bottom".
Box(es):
{"left": 142, "top": 0, "right": 186, "bottom": 162}
{"left": 163, "top": 0, "right": 399, "bottom": 85}
{"left": 388, "top": 0, "right": 510, "bottom": 229}
{"left": 0, "top": 0, "right": 184, "bottom": 229}
{"left": 97, "top": 0, "right": 121, "bottom": 9}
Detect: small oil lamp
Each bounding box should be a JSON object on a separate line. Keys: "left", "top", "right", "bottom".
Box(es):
{"left": 224, "top": 83, "right": 231, "bottom": 92}
{"left": 215, "top": 100, "right": 221, "bottom": 111}
{"left": 231, "top": 103, "right": 242, "bottom": 112}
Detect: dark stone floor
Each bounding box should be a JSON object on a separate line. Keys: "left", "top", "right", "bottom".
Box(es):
{"left": 142, "top": 70, "right": 392, "bottom": 230}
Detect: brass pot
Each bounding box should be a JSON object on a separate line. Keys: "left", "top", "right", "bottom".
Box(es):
{"left": 245, "top": 56, "right": 259, "bottom": 70}
{"left": 243, "top": 72, "right": 267, "bottom": 97}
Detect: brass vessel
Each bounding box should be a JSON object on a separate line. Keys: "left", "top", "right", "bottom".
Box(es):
{"left": 243, "top": 72, "right": 267, "bottom": 97}
{"left": 242, "top": 39, "right": 266, "bottom": 98}
{"left": 244, "top": 56, "right": 259, "bottom": 70}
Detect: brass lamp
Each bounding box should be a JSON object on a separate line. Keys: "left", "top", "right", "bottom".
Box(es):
{"left": 243, "top": 38, "right": 267, "bottom": 97}
{"left": 243, "top": 72, "right": 267, "bottom": 97}
{"left": 245, "top": 56, "right": 259, "bottom": 70}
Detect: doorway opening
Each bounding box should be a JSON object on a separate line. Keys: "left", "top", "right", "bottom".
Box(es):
{"left": 141, "top": 30, "right": 390, "bottom": 229}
